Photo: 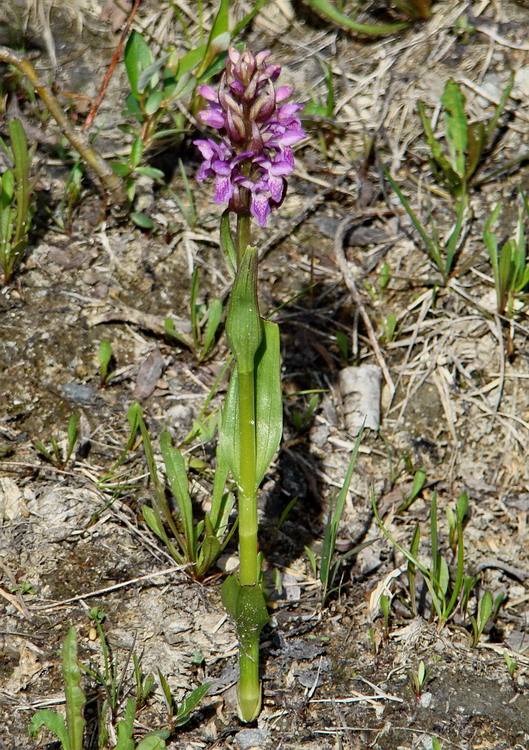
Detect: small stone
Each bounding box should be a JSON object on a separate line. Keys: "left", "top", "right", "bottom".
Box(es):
{"left": 234, "top": 728, "right": 269, "bottom": 750}
{"left": 61, "top": 382, "right": 97, "bottom": 405}
{"left": 418, "top": 691, "right": 432, "bottom": 708}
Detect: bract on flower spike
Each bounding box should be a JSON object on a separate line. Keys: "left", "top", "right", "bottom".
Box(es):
{"left": 194, "top": 47, "right": 305, "bottom": 227}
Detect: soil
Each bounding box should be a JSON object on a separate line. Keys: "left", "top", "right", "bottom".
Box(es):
{"left": 2, "top": 1, "right": 529, "bottom": 749}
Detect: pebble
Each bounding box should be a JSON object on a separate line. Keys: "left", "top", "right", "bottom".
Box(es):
{"left": 234, "top": 728, "right": 269, "bottom": 750}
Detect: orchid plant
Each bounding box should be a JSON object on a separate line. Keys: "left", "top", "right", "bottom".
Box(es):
{"left": 194, "top": 47, "right": 305, "bottom": 721}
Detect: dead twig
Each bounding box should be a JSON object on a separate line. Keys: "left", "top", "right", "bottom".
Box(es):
{"left": 0, "top": 46, "right": 127, "bottom": 210}
{"left": 83, "top": 0, "right": 142, "bottom": 131}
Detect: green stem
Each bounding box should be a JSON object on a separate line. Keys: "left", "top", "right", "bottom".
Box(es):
{"left": 237, "top": 369, "right": 258, "bottom": 586}
{"left": 238, "top": 635, "right": 261, "bottom": 721}
{"left": 236, "top": 213, "right": 251, "bottom": 265}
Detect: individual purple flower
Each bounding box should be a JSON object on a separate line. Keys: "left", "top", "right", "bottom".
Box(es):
{"left": 194, "top": 47, "right": 305, "bottom": 227}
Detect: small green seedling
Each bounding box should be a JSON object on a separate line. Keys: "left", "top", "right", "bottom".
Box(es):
{"left": 305, "top": 430, "right": 374, "bottom": 604}
{"left": 385, "top": 166, "right": 468, "bottom": 281}
{"left": 381, "top": 313, "right": 398, "bottom": 343}
{"left": 483, "top": 192, "right": 529, "bottom": 317}
{"left": 409, "top": 660, "right": 432, "bottom": 699}
{"left": 0, "top": 117, "right": 37, "bottom": 283}
{"left": 189, "top": 267, "right": 224, "bottom": 361}
{"left": 397, "top": 468, "right": 427, "bottom": 513}
{"left": 129, "top": 403, "right": 235, "bottom": 578}
{"left": 504, "top": 651, "right": 518, "bottom": 679}
{"left": 9, "top": 580, "right": 36, "bottom": 595}
{"left": 374, "top": 489, "right": 471, "bottom": 626}
{"left": 34, "top": 414, "right": 80, "bottom": 470}
{"left": 133, "top": 652, "right": 155, "bottom": 710}
{"left": 157, "top": 669, "right": 212, "bottom": 728}
{"left": 81, "top": 607, "right": 130, "bottom": 738}
{"left": 98, "top": 339, "right": 117, "bottom": 387}
{"left": 336, "top": 330, "right": 350, "bottom": 364}
{"left": 469, "top": 590, "right": 504, "bottom": 648}
{"left": 289, "top": 390, "right": 323, "bottom": 434}
{"left": 379, "top": 262, "right": 391, "bottom": 292}
{"left": 418, "top": 76, "right": 514, "bottom": 200}
{"left": 380, "top": 593, "right": 390, "bottom": 634}
{"left": 28, "top": 623, "right": 189, "bottom": 749}
{"left": 51, "top": 138, "right": 85, "bottom": 233}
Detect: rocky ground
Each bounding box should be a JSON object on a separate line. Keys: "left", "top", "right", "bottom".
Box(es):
{"left": 2, "top": 1, "right": 529, "bottom": 748}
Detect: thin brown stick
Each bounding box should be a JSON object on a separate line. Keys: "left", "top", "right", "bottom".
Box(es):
{"left": 83, "top": 0, "right": 142, "bottom": 131}
{"left": 334, "top": 216, "right": 395, "bottom": 398}
{"left": 31, "top": 565, "right": 185, "bottom": 611}
{"left": 0, "top": 46, "right": 127, "bottom": 209}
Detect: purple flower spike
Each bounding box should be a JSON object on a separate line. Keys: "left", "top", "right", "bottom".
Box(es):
{"left": 194, "top": 47, "right": 305, "bottom": 226}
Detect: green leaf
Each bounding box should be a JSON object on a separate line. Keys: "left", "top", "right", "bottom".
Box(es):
{"left": 319, "top": 429, "right": 363, "bottom": 599}
{"left": 231, "top": 0, "right": 267, "bottom": 37}
{"left": 196, "top": 0, "right": 231, "bottom": 78}
{"left": 131, "top": 212, "right": 154, "bottom": 229}
{"left": 130, "top": 137, "right": 143, "bottom": 169}
{"left": 226, "top": 245, "right": 262, "bottom": 373}
{"left": 304, "top": 545, "right": 318, "bottom": 576}
{"left": 465, "top": 121, "right": 486, "bottom": 181}
{"left": 443, "top": 191, "right": 468, "bottom": 277}
{"left": 114, "top": 697, "right": 135, "bottom": 750}
{"left": 160, "top": 430, "right": 196, "bottom": 563}
{"left": 142, "top": 505, "right": 165, "bottom": 539}
{"left": 137, "top": 52, "right": 172, "bottom": 94}
{"left": 62, "top": 628, "right": 85, "bottom": 750}
{"left": 136, "top": 735, "right": 168, "bottom": 750}
{"left": 220, "top": 210, "right": 237, "bottom": 275}
{"left": 1, "top": 169, "right": 15, "bottom": 203}
{"left": 112, "top": 161, "right": 132, "bottom": 178}
{"left": 173, "top": 681, "right": 212, "bottom": 727}
{"left": 441, "top": 79, "right": 468, "bottom": 178}
{"left": 164, "top": 318, "right": 193, "bottom": 349}
{"left": 397, "top": 468, "right": 426, "bottom": 512}
{"left": 98, "top": 339, "right": 112, "bottom": 383}
{"left": 485, "top": 71, "right": 514, "bottom": 141}
{"left": 220, "top": 320, "right": 282, "bottom": 486}
{"left": 134, "top": 166, "right": 165, "bottom": 180}
{"left": 418, "top": 102, "right": 463, "bottom": 195}
{"left": 125, "top": 30, "right": 153, "bottom": 98}
{"left": 383, "top": 166, "right": 443, "bottom": 271}
{"left": 303, "top": 0, "right": 409, "bottom": 35}
{"left": 199, "top": 298, "right": 223, "bottom": 360}
{"left": 221, "top": 574, "right": 269, "bottom": 641}
{"left": 145, "top": 89, "right": 164, "bottom": 116}
{"left": 478, "top": 590, "right": 493, "bottom": 631}
{"left": 28, "top": 710, "right": 70, "bottom": 749}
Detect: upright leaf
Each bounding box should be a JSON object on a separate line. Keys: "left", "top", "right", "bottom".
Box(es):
{"left": 28, "top": 711, "right": 70, "bottom": 749}
{"left": 160, "top": 431, "right": 197, "bottom": 562}
{"left": 125, "top": 31, "right": 154, "bottom": 99}
{"left": 62, "top": 628, "right": 85, "bottom": 750}
{"left": 441, "top": 80, "right": 467, "bottom": 178}
{"left": 226, "top": 245, "right": 262, "bottom": 374}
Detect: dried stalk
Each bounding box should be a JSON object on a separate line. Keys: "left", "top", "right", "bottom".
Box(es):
{"left": 0, "top": 46, "right": 127, "bottom": 210}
